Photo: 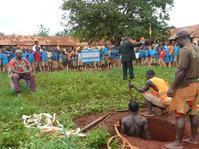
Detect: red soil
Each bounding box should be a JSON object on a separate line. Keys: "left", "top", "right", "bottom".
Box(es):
{"left": 74, "top": 110, "right": 199, "bottom": 149}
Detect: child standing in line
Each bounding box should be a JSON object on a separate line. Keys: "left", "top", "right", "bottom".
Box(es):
{"left": 2, "top": 49, "right": 9, "bottom": 72}
{"left": 149, "top": 45, "right": 156, "bottom": 67}
{"left": 71, "top": 49, "right": 78, "bottom": 70}
{"left": 58, "top": 51, "right": 64, "bottom": 70}
{"left": 27, "top": 49, "right": 35, "bottom": 72}
{"left": 34, "top": 47, "right": 42, "bottom": 72}
{"left": 159, "top": 46, "right": 166, "bottom": 67}
{"left": 62, "top": 50, "right": 68, "bottom": 70}
{"left": 52, "top": 49, "right": 59, "bottom": 71}
{"left": 168, "top": 43, "right": 174, "bottom": 67}
{"left": 47, "top": 49, "right": 52, "bottom": 71}
{"left": 41, "top": 48, "right": 48, "bottom": 71}
{"left": 163, "top": 44, "right": 170, "bottom": 67}
{"left": 173, "top": 44, "right": 180, "bottom": 67}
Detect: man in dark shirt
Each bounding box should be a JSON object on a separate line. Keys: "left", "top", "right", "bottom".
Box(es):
{"left": 165, "top": 30, "right": 199, "bottom": 149}
{"left": 121, "top": 100, "right": 151, "bottom": 139}
{"left": 119, "top": 37, "right": 143, "bottom": 80}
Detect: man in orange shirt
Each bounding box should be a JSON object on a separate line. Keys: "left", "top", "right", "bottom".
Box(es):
{"left": 129, "top": 69, "right": 171, "bottom": 116}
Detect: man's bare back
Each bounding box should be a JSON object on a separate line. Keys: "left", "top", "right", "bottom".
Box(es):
{"left": 120, "top": 101, "right": 151, "bottom": 140}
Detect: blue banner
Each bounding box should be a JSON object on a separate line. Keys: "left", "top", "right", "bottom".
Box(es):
{"left": 80, "top": 49, "right": 100, "bottom": 63}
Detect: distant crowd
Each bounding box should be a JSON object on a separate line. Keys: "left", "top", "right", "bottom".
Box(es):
{"left": 1, "top": 40, "right": 197, "bottom": 73}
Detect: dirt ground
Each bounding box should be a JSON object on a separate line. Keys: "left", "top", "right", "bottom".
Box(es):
{"left": 74, "top": 109, "right": 199, "bottom": 149}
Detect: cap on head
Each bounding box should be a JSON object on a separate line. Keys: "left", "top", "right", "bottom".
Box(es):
{"left": 15, "top": 49, "right": 23, "bottom": 54}
{"left": 176, "top": 30, "right": 190, "bottom": 39}
{"left": 128, "top": 100, "right": 139, "bottom": 112}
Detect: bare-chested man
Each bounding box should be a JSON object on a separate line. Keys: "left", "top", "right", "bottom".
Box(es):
{"left": 129, "top": 69, "right": 171, "bottom": 117}
{"left": 120, "top": 100, "right": 151, "bottom": 139}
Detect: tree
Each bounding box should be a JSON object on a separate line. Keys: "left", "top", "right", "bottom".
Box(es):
{"left": 55, "top": 29, "right": 68, "bottom": 36}
{"left": 35, "top": 25, "right": 50, "bottom": 36}
{"left": 62, "top": 0, "right": 174, "bottom": 44}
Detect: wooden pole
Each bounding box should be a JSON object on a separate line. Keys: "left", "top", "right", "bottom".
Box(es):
{"left": 80, "top": 112, "right": 111, "bottom": 133}
{"left": 128, "top": 79, "right": 133, "bottom": 100}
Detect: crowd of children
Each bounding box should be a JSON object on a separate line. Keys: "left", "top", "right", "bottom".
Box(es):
{"left": 134, "top": 41, "right": 180, "bottom": 67}
{"left": 0, "top": 45, "right": 121, "bottom": 73}
{"left": 0, "top": 41, "right": 181, "bottom": 73}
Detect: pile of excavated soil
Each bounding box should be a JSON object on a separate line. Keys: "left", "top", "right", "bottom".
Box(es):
{"left": 74, "top": 110, "right": 199, "bottom": 149}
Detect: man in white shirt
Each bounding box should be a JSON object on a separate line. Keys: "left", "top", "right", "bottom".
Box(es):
{"left": 32, "top": 41, "right": 41, "bottom": 52}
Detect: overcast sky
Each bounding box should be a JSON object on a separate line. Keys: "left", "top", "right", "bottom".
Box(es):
{"left": 0, "top": 0, "right": 198, "bottom": 35}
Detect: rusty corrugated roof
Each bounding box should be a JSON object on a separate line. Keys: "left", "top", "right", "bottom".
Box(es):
{"left": 0, "top": 35, "right": 76, "bottom": 46}
{"left": 170, "top": 24, "right": 199, "bottom": 40}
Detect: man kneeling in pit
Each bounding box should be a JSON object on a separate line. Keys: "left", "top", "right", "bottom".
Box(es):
{"left": 120, "top": 100, "right": 151, "bottom": 139}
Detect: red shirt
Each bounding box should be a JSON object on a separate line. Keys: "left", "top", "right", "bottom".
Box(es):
{"left": 34, "top": 51, "right": 41, "bottom": 62}
{"left": 159, "top": 50, "right": 165, "bottom": 59}
{"left": 9, "top": 58, "right": 30, "bottom": 72}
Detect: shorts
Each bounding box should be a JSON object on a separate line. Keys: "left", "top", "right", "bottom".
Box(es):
{"left": 164, "top": 56, "right": 170, "bottom": 64}
{"left": 144, "top": 57, "right": 149, "bottom": 64}
{"left": 42, "top": 61, "right": 48, "bottom": 67}
{"left": 170, "top": 82, "right": 199, "bottom": 117}
{"left": 52, "top": 61, "right": 58, "bottom": 69}
{"left": 169, "top": 55, "right": 174, "bottom": 62}
{"left": 150, "top": 57, "right": 156, "bottom": 64}
{"left": 35, "top": 61, "right": 41, "bottom": 67}
{"left": 143, "top": 92, "right": 171, "bottom": 108}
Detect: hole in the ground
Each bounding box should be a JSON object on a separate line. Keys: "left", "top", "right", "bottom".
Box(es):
{"left": 74, "top": 112, "right": 177, "bottom": 143}
{"left": 106, "top": 117, "right": 176, "bottom": 142}
{"left": 147, "top": 118, "right": 176, "bottom": 142}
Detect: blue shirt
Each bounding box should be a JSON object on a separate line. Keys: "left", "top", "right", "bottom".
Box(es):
{"left": 110, "top": 49, "right": 120, "bottom": 58}
{"left": 41, "top": 51, "right": 48, "bottom": 62}
{"left": 2, "top": 53, "right": 8, "bottom": 65}
{"left": 10, "top": 52, "right": 15, "bottom": 60}
{"left": 59, "top": 53, "right": 64, "bottom": 62}
{"left": 102, "top": 47, "right": 109, "bottom": 56}
{"left": 149, "top": 49, "right": 156, "bottom": 57}
{"left": 0, "top": 53, "right": 2, "bottom": 64}
{"left": 163, "top": 45, "right": 169, "bottom": 56}
{"left": 22, "top": 52, "right": 28, "bottom": 59}
{"left": 4, "top": 50, "right": 13, "bottom": 62}
{"left": 144, "top": 49, "right": 149, "bottom": 57}
{"left": 52, "top": 52, "right": 58, "bottom": 61}
{"left": 174, "top": 46, "right": 180, "bottom": 56}
{"left": 27, "top": 52, "right": 35, "bottom": 63}
{"left": 139, "top": 49, "right": 145, "bottom": 58}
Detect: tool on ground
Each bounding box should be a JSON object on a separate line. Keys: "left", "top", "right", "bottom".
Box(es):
{"left": 80, "top": 112, "right": 111, "bottom": 133}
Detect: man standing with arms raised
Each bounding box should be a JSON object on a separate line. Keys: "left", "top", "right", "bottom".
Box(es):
{"left": 119, "top": 37, "right": 144, "bottom": 80}
{"left": 165, "top": 30, "right": 199, "bottom": 149}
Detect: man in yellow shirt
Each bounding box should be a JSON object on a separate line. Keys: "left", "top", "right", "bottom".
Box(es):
{"left": 129, "top": 69, "right": 171, "bottom": 116}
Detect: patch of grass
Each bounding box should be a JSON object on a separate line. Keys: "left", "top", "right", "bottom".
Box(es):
{"left": 86, "top": 128, "right": 110, "bottom": 149}
{"left": 0, "top": 67, "right": 175, "bottom": 148}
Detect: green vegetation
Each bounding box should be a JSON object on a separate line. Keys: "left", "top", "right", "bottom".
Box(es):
{"left": 62, "top": 0, "right": 174, "bottom": 43}
{"left": 86, "top": 128, "right": 110, "bottom": 148}
{"left": 0, "top": 67, "right": 175, "bottom": 148}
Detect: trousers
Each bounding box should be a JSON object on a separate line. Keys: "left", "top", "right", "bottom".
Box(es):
{"left": 122, "top": 61, "right": 134, "bottom": 80}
